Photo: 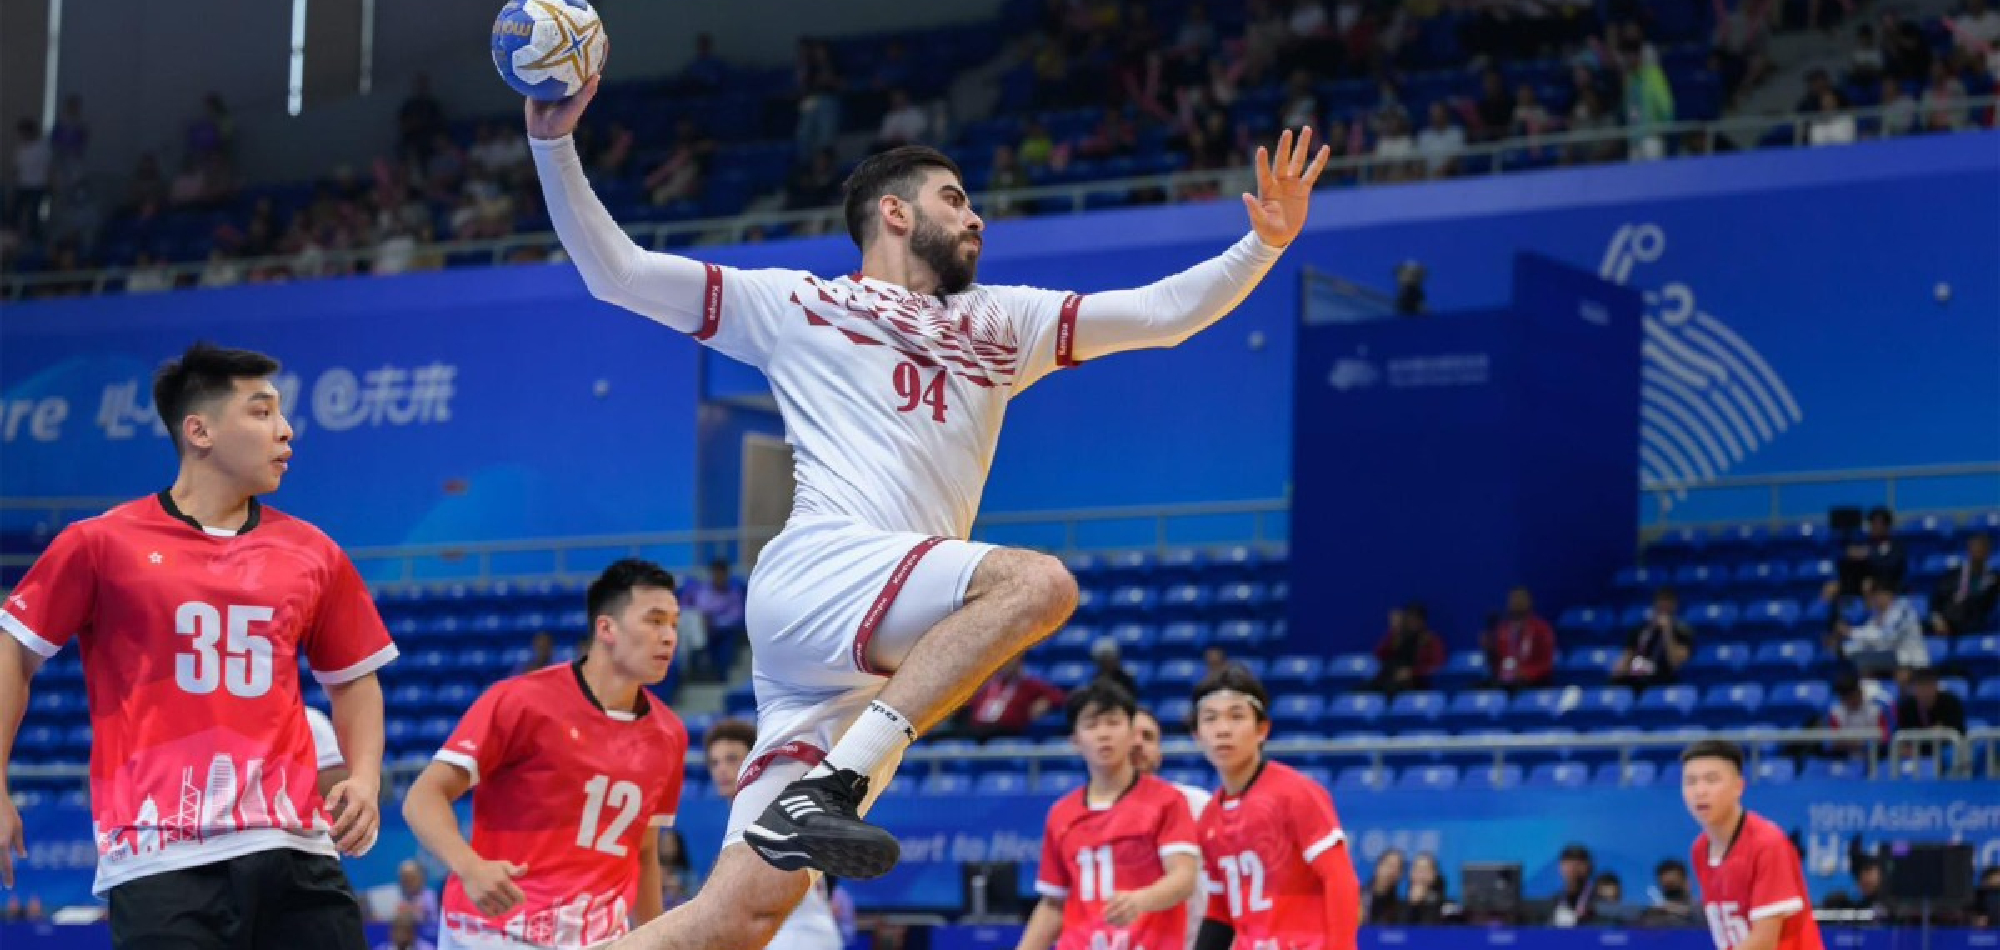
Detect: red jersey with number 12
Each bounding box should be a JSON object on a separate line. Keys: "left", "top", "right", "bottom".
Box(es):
{"left": 1036, "top": 774, "right": 1201, "bottom": 950}
{"left": 436, "top": 663, "right": 688, "bottom": 949}
{"left": 1693, "top": 811, "right": 1824, "bottom": 950}
{"left": 1198, "top": 761, "right": 1350, "bottom": 950}
{"left": 0, "top": 494, "right": 398, "bottom": 895}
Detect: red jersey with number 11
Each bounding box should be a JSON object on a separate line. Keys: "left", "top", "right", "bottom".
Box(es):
{"left": 0, "top": 494, "right": 398, "bottom": 895}
{"left": 1693, "top": 811, "right": 1824, "bottom": 950}
{"left": 1035, "top": 774, "right": 1201, "bottom": 950}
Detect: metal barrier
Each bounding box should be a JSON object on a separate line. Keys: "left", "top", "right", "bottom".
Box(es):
{"left": 4, "top": 727, "right": 1983, "bottom": 789}
{"left": 4, "top": 96, "right": 1993, "bottom": 300}
{"left": 1640, "top": 462, "right": 2000, "bottom": 531}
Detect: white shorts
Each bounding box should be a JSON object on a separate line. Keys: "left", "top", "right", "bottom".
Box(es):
{"left": 722, "top": 515, "right": 995, "bottom": 848}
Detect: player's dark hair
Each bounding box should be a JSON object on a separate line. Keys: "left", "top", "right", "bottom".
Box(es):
{"left": 585, "top": 558, "right": 677, "bottom": 628}
{"left": 152, "top": 342, "right": 281, "bottom": 452}
{"left": 1065, "top": 678, "right": 1138, "bottom": 733}
{"left": 704, "top": 718, "right": 757, "bottom": 755}
{"left": 841, "top": 145, "right": 964, "bottom": 249}
{"left": 1679, "top": 738, "right": 1745, "bottom": 771}
{"left": 1190, "top": 664, "right": 1271, "bottom": 729}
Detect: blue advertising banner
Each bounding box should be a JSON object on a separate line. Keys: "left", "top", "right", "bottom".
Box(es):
{"left": 11, "top": 777, "right": 2000, "bottom": 913}
{"left": 0, "top": 266, "right": 700, "bottom": 565}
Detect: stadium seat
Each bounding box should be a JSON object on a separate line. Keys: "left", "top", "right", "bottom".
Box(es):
{"left": 975, "top": 772, "right": 1030, "bottom": 795}
{"left": 1267, "top": 655, "right": 1324, "bottom": 686}
{"left": 1103, "top": 550, "right": 1156, "bottom": 582}
{"left": 1749, "top": 640, "right": 1818, "bottom": 676}
{"left": 1159, "top": 585, "right": 1212, "bottom": 617}
{"left": 1556, "top": 606, "right": 1616, "bottom": 641}
{"left": 1462, "top": 764, "right": 1524, "bottom": 790}
{"left": 1213, "top": 620, "right": 1270, "bottom": 649}
{"left": 1384, "top": 691, "right": 1446, "bottom": 728}
{"left": 1613, "top": 565, "right": 1664, "bottom": 593}
{"left": 1324, "top": 693, "right": 1385, "bottom": 727}
{"left": 1561, "top": 646, "right": 1620, "bottom": 678}
{"left": 1672, "top": 564, "right": 1727, "bottom": 594}
{"left": 1739, "top": 599, "right": 1802, "bottom": 636}
{"left": 1770, "top": 521, "right": 1831, "bottom": 558}
{"left": 1710, "top": 524, "right": 1769, "bottom": 556}
{"left": 1733, "top": 561, "right": 1795, "bottom": 596}
{"left": 1399, "top": 764, "right": 1459, "bottom": 790}
{"left": 1765, "top": 680, "right": 1832, "bottom": 719}
{"left": 1632, "top": 685, "right": 1699, "bottom": 726}
{"left": 1158, "top": 622, "right": 1212, "bottom": 655}
{"left": 919, "top": 773, "right": 972, "bottom": 796}
{"left": 1210, "top": 546, "right": 1263, "bottom": 582}
{"left": 1526, "top": 762, "right": 1591, "bottom": 788}
{"left": 1699, "top": 683, "right": 1766, "bottom": 724}
{"left": 1049, "top": 625, "right": 1099, "bottom": 656}
{"left": 1106, "top": 585, "right": 1158, "bottom": 619}
{"left": 1507, "top": 689, "right": 1565, "bottom": 723}
{"left": 1686, "top": 602, "right": 1740, "bottom": 634}
{"left": 1155, "top": 658, "right": 1204, "bottom": 691}
{"left": 1063, "top": 552, "right": 1103, "bottom": 584}
{"left": 1325, "top": 654, "right": 1379, "bottom": 685}
{"left": 1213, "top": 583, "right": 1268, "bottom": 618}
{"left": 1800, "top": 758, "right": 1863, "bottom": 781}
{"left": 1109, "top": 623, "right": 1158, "bottom": 652}
{"left": 1684, "top": 642, "right": 1751, "bottom": 683}
{"left": 1335, "top": 765, "right": 1394, "bottom": 791}
{"left": 1753, "top": 758, "right": 1798, "bottom": 784}
{"left": 1564, "top": 687, "right": 1634, "bottom": 723}
{"left": 1035, "top": 770, "right": 1086, "bottom": 795}
{"left": 1156, "top": 548, "right": 1208, "bottom": 584}
{"left": 1648, "top": 527, "right": 1708, "bottom": 565}
{"left": 1156, "top": 697, "right": 1193, "bottom": 725}
{"left": 1593, "top": 760, "right": 1659, "bottom": 787}
{"left": 1443, "top": 690, "right": 1509, "bottom": 730}
{"left": 1436, "top": 651, "right": 1488, "bottom": 690}
{"left": 1047, "top": 662, "right": 1093, "bottom": 690}
{"left": 1273, "top": 695, "right": 1327, "bottom": 730}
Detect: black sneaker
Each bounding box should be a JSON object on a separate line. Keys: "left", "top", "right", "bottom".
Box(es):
{"left": 743, "top": 768, "right": 901, "bottom": 879}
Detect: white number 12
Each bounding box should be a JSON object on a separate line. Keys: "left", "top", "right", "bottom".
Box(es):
{"left": 577, "top": 775, "right": 644, "bottom": 856}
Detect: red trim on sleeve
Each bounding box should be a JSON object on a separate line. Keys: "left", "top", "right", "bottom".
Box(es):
{"left": 696, "top": 263, "right": 724, "bottom": 341}
{"left": 1056, "top": 293, "right": 1083, "bottom": 368}
{"left": 853, "top": 537, "right": 946, "bottom": 676}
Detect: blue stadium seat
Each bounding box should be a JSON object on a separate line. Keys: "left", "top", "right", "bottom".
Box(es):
{"left": 389, "top": 683, "right": 427, "bottom": 711}
{"left": 417, "top": 716, "right": 454, "bottom": 745}
{"left": 1047, "top": 661, "right": 1093, "bottom": 690}
{"left": 435, "top": 682, "right": 477, "bottom": 712}
{"left": 1895, "top": 514, "right": 1955, "bottom": 555}
{"left": 1507, "top": 689, "right": 1565, "bottom": 723}
{"left": 1213, "top": 583, "right": 1268, "bottom": 618}
{"left": 1063, "top": 552, "right": 1103, "bottom": 584}
{"left": 1325, "top": 654, "right": 1379, "bottom": 684}
{"left": 385, "top": 719, "right": 415, "bottom": 751}
{"left": 1158, "top": 622, "right": 1212, "bottom": 655}
{"left": 407, "top": 649, "right": 450, "bottom": 673}
{"left": 1754, "top": 759, "right": 1797, "bottom": 783}
{"left": 1793, "top": 559, "right": 1837, "bottom": 590}
{"left": 1155, "top": 658, "right": 1204, "bottom": 691}
{"left": 975, "top": 772, "right": 1029, "bottom": 795}
{"left": 1672, "top": 564, "right": 1727, "bottom": 594}
{"left": 1960, "top": 635, "right": 2000, "bottom": 674}
{"left": 1267, "top": 655, "right": 1324, "bottom": 686}
{"left": 1213, "top": 620, "right": 1270, "bottom": 649}
{"left": 1161, "top": 769, "right": 1208, "bottom": 789}
{"left": 1156, "top": 697, "right": 1193, "bottom": 725}
{"left": 1109, "top": 623, "right": 1158, "bottom": 652}
{"left": 509, "top": 611, "right": 550, "bottom": 634}
{"left": 1700, "top": 683, "right": 1766, "bottom": 724}
{"left": 1103, "top": 550, "right": 1156, "bottom": 582}
{"left": 1734, "top": 562, "right": 1794, "bottom": 594}
{"left": 1273, "top": 695, "right": 1326, "bottom": 729}
{"left": 1159, "top": 585, "right": 1213, "bottom": 617}
{"left": 1526, "top": 762, "right": 1591, "bottom": 788}
{"left": 1710, "top": 524, "right": 1769, "bottom": 555}
{"left": 1686, "top": 602, "right": 1740, "bottom": 634}
{"left": 1035, "top": 770, "right": 1086, "bottom": 795}
{"left": 26, "top": 691, "right": 75, "bottom": 716}
{"left": 1619, "top": 604, "right": 1654, "bottom": 631}
{"left": 1462, "top": 764, "right": 1523, "bottom": 790}
{"left": 1336, "top": 765, "right": 1394, "bottom": 791}
{"left": 1648, "top": 527, "right": 1708, "bottom": 565}
{"left": 1740, "top": 599, "right": 1802, "bottom": 635}
{"left": 1443, "top": 690, "right": 1508, "bottom": 729}
{"left": 467, "top": 612, "right": 506, "bottom": 635}
{"left": 1613, "top": 566, "right": 1665, "bottom": 593}
{"left": 1765, "top": 680, "right": 1831, "bottom": 719}
{"left": 1749, "top": 640, "right": 1818, "bottom": 676}
{"left": 1211, "top": 546, "right": 1264, "bottom": 582}
{"left": 1770, "top": 521, "right": 1831, "bottom": 558}
{"left": 1156, "top": 548, "right": 1209, "bottom": 584}
{"left": 1565, "top": 687, "right": 1634, "bottom": 723}
{"left": 388, "top": 616, "right": 421, "bottom": 639}
{"left": 1384, "top": 691, "right": 1446, "bottom": 727}
{"left": 1106, "top": 585, "right": 1159, "bottom": 619}
{"left": 1632, "top": 685, "right": 1699, "bottom": 726}
{"left": 1399, "top": 764, "right": 1459, "bottom": 790}
{"left": 1049, "top": 625, "right": 1099, "bottom": 656}
{"left": 1324, "top": 693, "right": 1385, "bottom": 727}
{"left": 1593, "top": 760, "right": 1659, "bottom": 786}
{"left": 1556, "top": 606, "right": 1616, "bottom": 641}
{"left": 1684, "top": 642, "right": 1751, "bottom": 683}
{"left": 1436, "top": 651, "right": 1488, "bottom": 690}
{"left": 920, "top": 774, "right": 973, "bottom": 796}
{"left": 1800, "top": 758, "right": 1863, "bottom": 781}
{"left": 1561, "top": 646, "right": 1620, "bottom": 677}
{"left": 555, "top": 608, "right": 588, "bottom": 632}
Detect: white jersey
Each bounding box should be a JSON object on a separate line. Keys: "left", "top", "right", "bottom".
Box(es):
{"left": 697, "top": 266, "right": 1075, "bottom": 538}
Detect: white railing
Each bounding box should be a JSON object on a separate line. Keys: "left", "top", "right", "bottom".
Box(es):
{"left": 1640, "top": 462, "right": 2000, "bottom": 530}
{"left": 4, "top": 97, "right": 1993, "bottom": 301}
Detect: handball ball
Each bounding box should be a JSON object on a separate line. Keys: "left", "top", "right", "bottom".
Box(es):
{"left": 491, "top": 0, "right": 608, "bottom": 101}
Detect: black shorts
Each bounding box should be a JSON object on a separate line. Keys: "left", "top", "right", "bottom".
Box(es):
{"left": 107, "top": 847, "right": 368, "bottom": 950}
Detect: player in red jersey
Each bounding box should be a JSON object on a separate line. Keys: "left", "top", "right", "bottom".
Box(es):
{"left": 403, "top": 559, "right": 689, "bottom": 950}
{"left": 1189, "top": 666, "right": 1359, "bottom": 950}
{"left": 1017, "top": 681, "right": 1200, "bottom": 950}
{"left": 0, "top": 343, "right": 394, "bottom": 950}
{"left": 1683, "top": 740, "right": 1825, "bottom": 950}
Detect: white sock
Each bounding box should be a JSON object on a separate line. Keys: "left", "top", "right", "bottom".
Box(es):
{"left": 809, "top": 701, "right": 917, "bottom": 780}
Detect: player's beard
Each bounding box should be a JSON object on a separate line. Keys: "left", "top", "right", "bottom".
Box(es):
{"left": 910, "top": 209, "right": 978, "bottom": 296}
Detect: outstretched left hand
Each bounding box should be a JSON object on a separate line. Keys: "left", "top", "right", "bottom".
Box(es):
{"left": 1242, "top": 126, "right": 1331, "bottom": 249}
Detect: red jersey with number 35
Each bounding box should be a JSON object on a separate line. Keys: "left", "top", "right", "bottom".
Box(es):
{"left": 1035, "top": 774, "right": 1201, "bottom": 950}
{"left": 0, "top": 494, "right": 398, "bottom": 895}
{"left": 435, "top": 662, "right": 688, "bottom": 949}
{"left": 1198, "top": 761, "right": 1351, "bottom": 950}
{"left": 1692, "top": 811, "right": 1825, "bottom": 950}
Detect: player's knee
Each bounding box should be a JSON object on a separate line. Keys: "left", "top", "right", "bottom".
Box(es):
{"left": 1011, "top": 552, "right": 1079, "bottom": 626}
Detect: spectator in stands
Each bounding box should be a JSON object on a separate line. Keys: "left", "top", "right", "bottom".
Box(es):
{"left": 1833, "top": 507, "right": 1908, "bottom": 598}
{"left": 786, "top": 147, "right": 843, "bottom": 211}
{"left": 513, "top": 631, "right": 555, "bottom": 676}
{"left": 1808, "top": 90, "right": 1858, "bottom": 144}
{"left": 398, "top": 75, "right": 445, "bottom": 165}
{"left": 1475, "top": 69, "right": 1515, "bottom": 141}
{"left": 680, "top": 33, "right": 731, "bottom": 92}
{"left": 1091, "top": 637, "right": 1140, "bottom": 697}
{"left": 49, "top": 95, "right": 88, "bottom": 179}
{"left": 1880, "top": 13, "right": 1933, "bottom": 83}
{"left": 1614, "top": 587, "right": 1694, "bottom": 690}
{"left": 1893, "top": 668, "right": 1968, "bottom": 748}
{"left": 1822, "top": 673, "right": 1889, "bottom": 758}
{"left": 1972, "top": 867, "right": 2000, "bottom": 927}
{"left": 1850, "top": 24, "right": 1885, "bottom": 84}
{"left": 686, "top": 558, "right": 747, "bottom": 679}
{"left": 374, "top": 907, "right": 435, "bottom": 950}
{"left": 1878, "top": 79, "right": 1920, "bottom": 136}
{"left": 1621, "top": 42, "right": 1677, "bottom": 160}
{"left": 794, "top": 40, "right": 844, "bottom": 157}
{"left": 1923, "top": 60, "right": 1971, "bottom": 132}
{"left": 1642, "top": 859, "right": 1697, "bottom": 925}
{"left": 126, "top": 251, "right": 175, "bottom": 294}
{"left": 1592, "top": 873, "right": 1629, "bottom": 923}
{"left": 645, "top": 119, "right": 715, "bottom": 206}
{"left": 1549, "top": 843, "right": 1597, "bottom": 926}
{"left": 1415, "top": 103, "right": 1467, "bottom": 178}
{"left": 1365, "top": 849, "right": 1408, "bottom": 924}
{"left": 1954, "top": 0, "right": 2000, "bottom": 51}
{"left": 1372, "top": 603, "right": 1445, "bottom": 694}
{"left": 391, "top": 858, "right": 439, "bottom": 927}
{"left": 658, "top": 829, "right": 696, "bottom": 910}
{"left": 1823, "top": 857, "right": 1889, "bottom": 920}
{"left": 10, "top": 118, "right": 50, "bottom": 239}
{"left": 1932, "top": 534, "right": 1999, "bottom": 635}
{"left": 1203, "top": 645, "right": 1232, "bottom": 679}
{"left": 960, "top": 658, "right": 1065, "bottom": 739}
{"left": 1405, "top": 853, "right": 1448, "bottom": 925}
{"left": 875, "top": 89, "right": 931, "bottom": 151}
{"left": 1485, "top": 587, "right": 1557, "bottom": 691}
{"left": 187, "top": 93, "right": 235, "bottom": 163}
{"left": 1832, "top": 584, "right": 1930, "bottom": 681}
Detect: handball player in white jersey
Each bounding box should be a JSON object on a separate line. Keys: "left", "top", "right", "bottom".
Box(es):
{"left": 525, "top": 77, "right": 1329, "bottom": 950}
